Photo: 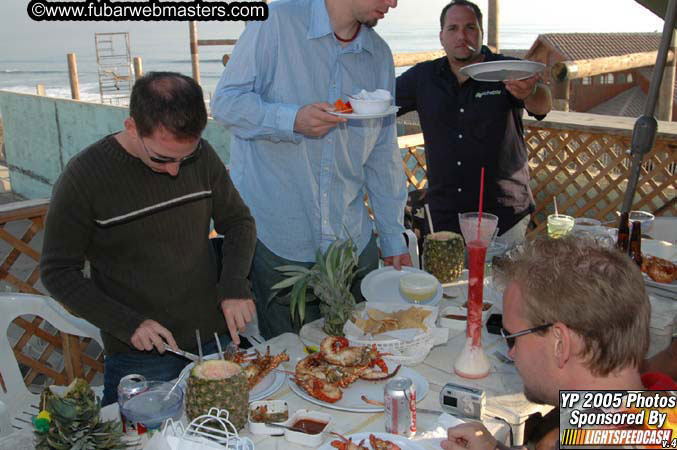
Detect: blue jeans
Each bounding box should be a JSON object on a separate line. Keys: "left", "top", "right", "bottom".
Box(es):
{"left": 251, "top": 234, "right": 379, "bottom": 340}
{"left": 102, "top": 334, "right": 232, "bottom": 406}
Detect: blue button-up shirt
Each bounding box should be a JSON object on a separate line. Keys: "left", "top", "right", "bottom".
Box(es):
{"left": 211, "top": 0, "right": 407, "bottom": 262}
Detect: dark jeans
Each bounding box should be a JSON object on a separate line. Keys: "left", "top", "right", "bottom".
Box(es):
{"left": 251, "top": 234, "right": 379, "bottom": 340}
{"left": 102, "top": 333, "right": 232, "bottom": 406}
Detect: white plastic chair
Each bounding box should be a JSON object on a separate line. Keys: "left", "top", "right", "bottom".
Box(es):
{"left": 0, "top": 293, "right": 103, "bottom": 437}
{"left": 404, "top": 228, "right": 420, "bottom": 269}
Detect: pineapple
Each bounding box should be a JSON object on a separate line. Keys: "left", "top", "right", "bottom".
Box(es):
{"left": 422, "top": 231, "right": 465, "bottom": 283}
{"left": 272, "top": 238, "right": 359, "bottom": 336}
{"left": 35, "top": 378, "right": 128, "bottom": 450}
{"left": 185, "top": 360, "right": 249, "bottom": 430}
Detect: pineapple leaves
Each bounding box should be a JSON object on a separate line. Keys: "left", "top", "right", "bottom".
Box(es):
{"left": 270, "top": 274, "right": 304, "bottom": 291}
{"left": 271, "top": 237, "right": 358, "bottom": 335}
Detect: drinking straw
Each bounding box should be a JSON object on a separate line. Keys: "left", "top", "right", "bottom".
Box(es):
{"left": 424, "top": 203, "right": 435, "bottom": 234}
{"left": 553, "top": 196, "right": 558, "bottom": 216}
{"left": 477, "top": 167, "right": 485, "bottom": 241}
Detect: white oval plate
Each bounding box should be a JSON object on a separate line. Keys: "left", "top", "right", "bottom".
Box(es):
{"left": 459, "top": 60, "right": 546, "bottom": 82}
{"left": 361, "top": 266, "right": 442, "bottom": 306}
{"left": 328, "top": 105, "right": 399, "bottom": 119}
{"left": 317, "top": 432, "right": 428, "bottom": 450}
{"left": 288, "top": 361, "right": 428, "bottom": 413}
{"left": 177, "top": 352, "right": 286, "bottom": 402}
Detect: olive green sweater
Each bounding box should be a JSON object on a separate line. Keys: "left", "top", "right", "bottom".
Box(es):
{"left": 40, "top": 135, "right": 256, "bottom": 355}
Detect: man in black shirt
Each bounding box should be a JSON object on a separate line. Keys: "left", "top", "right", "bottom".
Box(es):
{"left": 396, "top": 0, "right": 552, "bottom": 244}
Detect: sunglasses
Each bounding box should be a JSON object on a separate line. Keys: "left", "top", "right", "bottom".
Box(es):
{"left": 140, "top": 137, "right": 201, "bottom": 165}
{"left": 500, "top": 323, "right": 553, "bottom": 350}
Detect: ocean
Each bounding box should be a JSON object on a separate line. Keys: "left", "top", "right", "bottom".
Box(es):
{"left": 0, "top": 0, "right": 665, "bottom": 103}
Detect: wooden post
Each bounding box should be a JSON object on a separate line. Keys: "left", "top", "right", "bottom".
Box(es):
{"left": 658, "top": 32, "right": 676, "bottom": 121}
{"left": 488, "top": 0, "right": 500, "bottom": 53}
{"left": 189, "top": 21, "right": 201, "bottom": 85}
{"left": 551, "top": 51, "right": 674, "bottom": 81}
{"left": 67, "top": 53, "right": 80, "bottom": 100}
{"left": 133, "top": 56, "right": 143, "bottom": 81}
{"left": 35, "top": 84, "right": 46, "bottom": 96}
{"left": 62, "top": 333, "right": 84, "bottom": 381}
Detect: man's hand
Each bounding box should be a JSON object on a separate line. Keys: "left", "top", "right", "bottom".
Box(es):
{"left": 130, "top": 319, "right": 177, "bottom": 353}
{"left": 504, "top": 75, "right": 538, "bottom": 101}
{"left": 441, "top": 423, "right": 498, "bottom": 450}
{"left": 220, "top": 298, "right": 256, "bottom": 346}
{"left": 294, "top": 102, "right": 347, "bottom": 137}
{"left": 383, "top": 253, "right": 413, "bottom": 270}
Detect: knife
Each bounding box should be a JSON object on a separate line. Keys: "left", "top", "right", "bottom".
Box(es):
{"left": 165, "top": 346, "right": 200, "bottom": 362}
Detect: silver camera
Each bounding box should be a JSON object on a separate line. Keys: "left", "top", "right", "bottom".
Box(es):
{"left": 439, "top": 382, "right": 486, "bottom": 419}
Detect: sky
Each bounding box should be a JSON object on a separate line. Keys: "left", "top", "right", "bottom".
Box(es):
{"left": 0, "top": 0, "right": 666, "bottom": 62}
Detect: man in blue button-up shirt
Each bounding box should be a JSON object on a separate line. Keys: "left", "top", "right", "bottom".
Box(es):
{"left": 211, "top": 0, "right": 410, "bottom": 339}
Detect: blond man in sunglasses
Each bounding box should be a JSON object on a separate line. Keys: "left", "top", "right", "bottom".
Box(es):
{"left": 441, "top": 236, "right": 675, "bottom": 450}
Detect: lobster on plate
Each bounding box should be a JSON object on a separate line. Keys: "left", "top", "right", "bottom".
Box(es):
{"left": 330, "top": 432, "right": 401, "bottom": 450}
{"left": 233, "top": 346, "right": 289, "bottom": 389}
{"left": 293, "top": 337, "right": 401, "bottom": 403}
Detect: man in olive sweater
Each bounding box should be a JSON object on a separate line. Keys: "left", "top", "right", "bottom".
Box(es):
{"left": 40, "top": 72, "right": 257, "bottom": 405}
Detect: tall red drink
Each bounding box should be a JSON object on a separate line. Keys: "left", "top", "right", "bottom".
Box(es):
{"left": 466, "top": 240, "right": 488, "bottom": 347}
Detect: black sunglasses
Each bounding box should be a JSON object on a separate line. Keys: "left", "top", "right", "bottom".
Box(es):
{"left": 500, "top": 323, "right": 553, "bottom": 350}
{"left": 140, "top": 137, "right": 201, "bottom": 165}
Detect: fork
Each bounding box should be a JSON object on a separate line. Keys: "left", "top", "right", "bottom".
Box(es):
{"left": 223, "top": 340, "right": 239, "bottom": 360}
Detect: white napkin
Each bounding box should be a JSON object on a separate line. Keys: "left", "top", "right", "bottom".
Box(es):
{"left": 351, "top": 89, "right": 391, "bottom": 100}
{"left": 412, "top": 413, "right": 467, "bottom": 448}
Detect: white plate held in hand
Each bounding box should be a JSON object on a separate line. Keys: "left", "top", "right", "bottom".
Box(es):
{"left": 328, "top": 105, "right": 400, "bottom": 119}
{"left": 460, "top": 60, "right": 546, "bottom": 82}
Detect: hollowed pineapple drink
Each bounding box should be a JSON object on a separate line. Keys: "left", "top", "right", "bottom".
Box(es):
{"left": 185, "top": 360, "right": 249, "bottom": 430}
{"left": 422, "top": 231, "right": 464, "bottom": 283}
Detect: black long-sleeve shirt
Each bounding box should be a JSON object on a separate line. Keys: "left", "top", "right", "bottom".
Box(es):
{"left": 41, "top": 134, "right": 256, "bottom": 355}
{"left": 397, "top": 48, "right": 545, "bottom": 234}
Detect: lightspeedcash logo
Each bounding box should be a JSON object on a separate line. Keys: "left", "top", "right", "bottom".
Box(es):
{"left": 27, "top": 0, "right": 269, "bottom": 22}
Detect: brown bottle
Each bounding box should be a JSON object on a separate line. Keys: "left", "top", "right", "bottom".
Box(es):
{"left": 629, "top": 221, "right": 642, "bottom": 266}
{"left": 616, "top": 212, "right": 630, "bottom": 252}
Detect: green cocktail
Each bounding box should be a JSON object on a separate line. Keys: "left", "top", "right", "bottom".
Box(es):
{"left": 547, "top": 214, "right": 574, "bottom": 239}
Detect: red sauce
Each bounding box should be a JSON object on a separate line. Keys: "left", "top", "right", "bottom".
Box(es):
{"left": 291, "top": 419, "right": 327, "bottom": 435}
{"left": 444, "top": 314, "right": 467, "bottom": 320}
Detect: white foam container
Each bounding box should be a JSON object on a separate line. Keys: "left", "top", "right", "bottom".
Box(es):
{"left": 283, "top": 409, "right": 332, "bottom": 447}
{"left": 248, "top": 400, "right": 289, "bottom": 435}
{"left": 438, "top": 302, "right": 494, "bottom": 332}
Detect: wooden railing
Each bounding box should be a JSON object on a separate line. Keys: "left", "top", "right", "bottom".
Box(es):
{"left": 397, "top": 111, "right": 677, "bottom": 236}
{"left": 0, "top": 199, "right": 104, "bottom": 390}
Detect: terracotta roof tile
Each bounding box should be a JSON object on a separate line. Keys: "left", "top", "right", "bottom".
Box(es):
{"left": 588, "top": 86, "right": 647, "bottom": 117}
{"left": 537, "top": 33, "right": 661, "bottom": 60}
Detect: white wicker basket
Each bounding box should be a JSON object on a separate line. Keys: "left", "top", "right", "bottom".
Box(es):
{"left": 348, "top": 327, "right": 448, "bottom": 366}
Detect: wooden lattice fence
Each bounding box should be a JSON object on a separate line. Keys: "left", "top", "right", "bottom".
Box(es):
{"left": 397, "top": 116, "right": 676, "bottom": 236}
{"left": 0, "top": 199, "right": 104, "bottom": 392}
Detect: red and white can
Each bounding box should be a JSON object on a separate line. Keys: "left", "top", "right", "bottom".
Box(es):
{"left": 117, "top": 374, "right": 149, "bottom": 435}
{"left": 384, "top": 376, "right": 416, "bottom": 437}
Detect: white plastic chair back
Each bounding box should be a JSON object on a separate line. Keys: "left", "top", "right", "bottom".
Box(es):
{"left": 404, "top": 229, "right": 420, "bottom": 269}
{"left": 0, "top": 293, "right": 102, "bottom": 436}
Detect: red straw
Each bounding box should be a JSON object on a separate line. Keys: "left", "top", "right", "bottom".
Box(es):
{"left": 477, "top": 167, "right": 485, "bottom": 241}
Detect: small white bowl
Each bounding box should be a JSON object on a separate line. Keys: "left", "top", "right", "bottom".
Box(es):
{"left": 347, "top": 96, "right": 391, "bottom": 114}
{"left": 399, "top": 272, "right": 439, "bottom": 303}
{"left": 284, "top": 409, "right": 332, "bottom": 447}
{"left": 439, "top": 302, "right": 493, "bottom": 331}
{"left": 248, "top": 400, "right": 289, "bottom": 435}
{"left": 629, "top": 210, "right": 655, "bottom": 233}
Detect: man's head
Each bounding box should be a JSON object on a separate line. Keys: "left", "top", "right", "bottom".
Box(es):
{"left": 494, "top": 236, "right": 650, "bottom": 405}
{"left": 351, "top": 0, "right": 398, "bottom": 28}
{"left": 124, "top": 72, "right": 207, "bottom": 176}
{"left": 439, "top": 0, "right": 483, "bottom": 63}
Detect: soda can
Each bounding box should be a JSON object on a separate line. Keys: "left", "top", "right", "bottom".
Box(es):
{"left": 117, "top": 374, "right": 149, "bottom": 435}
{"left": 384, "top": 376, "right": 416, "bottom": 437}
